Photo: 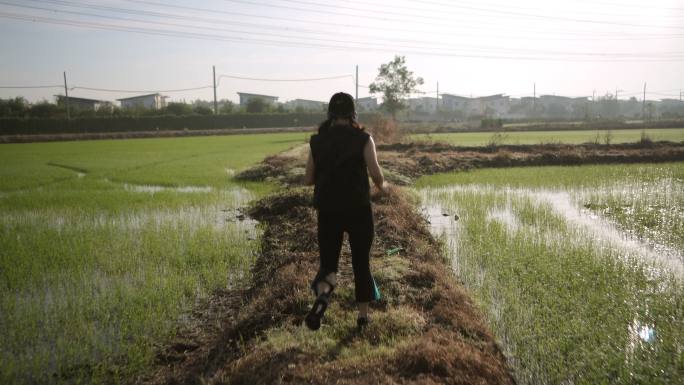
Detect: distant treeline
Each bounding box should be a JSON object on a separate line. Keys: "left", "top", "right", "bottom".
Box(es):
{"left": 403, "top": 119, "right": 684, "bottom": 134}
{"left": 0, "top": 113, "right": 383, "bottom": 136}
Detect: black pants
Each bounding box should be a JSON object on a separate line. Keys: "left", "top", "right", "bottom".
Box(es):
{"left": 312, "top": 205, "right": 376, "bottom": 303}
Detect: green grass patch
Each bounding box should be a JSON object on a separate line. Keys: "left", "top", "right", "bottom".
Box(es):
{"left": 410, "top": 128, "right": 684, "bottom": 147}
{"left": 416, "top": 162, "right": 684, "bottom": 189}
{"left": 0, "top": 132, "right": 305, "bottom": 384}
{"left": 417, "top": 163, "right": 684, "bottom": 384}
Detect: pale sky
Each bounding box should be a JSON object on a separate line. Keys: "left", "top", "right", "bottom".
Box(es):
{"left": 0, "top": 0, "right": 683, "bottom": 104}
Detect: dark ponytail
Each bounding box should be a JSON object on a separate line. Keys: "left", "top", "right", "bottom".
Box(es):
{"left": 319, "top": 92, "right": 364, "bottom": 134}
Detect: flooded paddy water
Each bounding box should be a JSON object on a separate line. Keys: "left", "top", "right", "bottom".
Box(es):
{"left": 0, "top": 183, "right": 262, "bottom": 384}
{"left": 416, "top": 163, "right": 684, "bottom": 384}
{"left": 0, "top": 132, "right": 306, "bottom": 384}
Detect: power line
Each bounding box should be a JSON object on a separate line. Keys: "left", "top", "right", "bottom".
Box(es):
{"left": 226, "top": 0, "right": 684, "bottom": 31}
{"left": 287, "top": 0, "right": 684, "bottom": 21}
{"left": 218, "top": 74, "right": 353, "bottom": 82}
{"left": 352, "top": 0, "right": 684, "bottom": 20}
{"left": 570, "top": 0, "right": 684, "bottom": 12}
{"left": 2, "top": 11, "right": 683, "bottom": 62}
{"left": 71, "top": 86, "right": 214, "bottom": 93}
{"left": 0, "top": 85, "right": 63, "bottom": 89}
{"left": 9, "top": 2, "right": 684, "bottom": 58}
{"left": 110, "top": 0, "right": 684, "bottom": 40}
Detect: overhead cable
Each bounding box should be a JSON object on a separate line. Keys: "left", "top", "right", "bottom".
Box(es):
{"left": 2, "top": 11, "right": 683, "bottom": 62}
{"left": 8, "top": 2, "right": 684, "bottom": 58}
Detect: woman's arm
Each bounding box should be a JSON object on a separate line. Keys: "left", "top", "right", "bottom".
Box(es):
{"left": 363, "top": 136, "right": 385, "bottom": 192}
{"left": 305, "top": 149, "right": 315, "bottom": 186}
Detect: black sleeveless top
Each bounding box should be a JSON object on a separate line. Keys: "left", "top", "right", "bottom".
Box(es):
{"left": 310, "top": 123, "right": 371, "bottom": 211}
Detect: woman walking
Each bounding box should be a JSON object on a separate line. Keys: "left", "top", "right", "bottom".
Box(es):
{"left": 304, "top": 92, "right": 386, "bottom": 331}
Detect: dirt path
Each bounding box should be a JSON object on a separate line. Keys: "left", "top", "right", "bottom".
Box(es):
{"left": 377, "top": 141, "right": 684, "bottom": 183}
{"left": 140, "top": 148, "right": 516, "bottom": 384}
{"left": 137, "top": 140, "right": 684, "bottom": 384}
{"left": 0, "top": 126, "right": 315, "bottom": 144}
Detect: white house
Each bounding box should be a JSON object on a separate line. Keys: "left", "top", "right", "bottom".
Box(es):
{"left": 407, "top": 96, "right": 438, "bottom": 113}
{"left": 440, "top": 94, "right": 470, "bottom": 112}
{"left": 284, "top": 99, "right": 326, "bottom": 111}
{"left": 55, "top": 95, "right": 112, "bottom": 111}
{"left": 117, "top": 93, "right": 168, "bottom": 110}
{"left": 237, "top": 92, "right": 279, "bottom": 107}
{"left": 356, "top": 97, "right": 378, "bottom": 111}
{"left": 467, "top": 94, "right": 509, "bottom": 116}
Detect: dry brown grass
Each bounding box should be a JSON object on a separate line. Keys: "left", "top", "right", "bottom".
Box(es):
{"left": 142, "top": 176, "right": 514, "bottom": 385}
{"left": 376, "top": 141, "right": 684, "bottom": 183}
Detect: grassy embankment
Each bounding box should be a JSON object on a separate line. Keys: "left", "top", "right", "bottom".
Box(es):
{"left": 416, "top": 163, "right": 684, "bottom": 384}
{"left": 410, "top": 127, "right": 684, "bottom": 146}
{"left": 0, "top": 132, "right": 307, "bottom": 384}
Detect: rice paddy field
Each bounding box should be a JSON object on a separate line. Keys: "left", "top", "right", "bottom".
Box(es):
{"left": 0, "top": 132, "right": 307, "bottom": 384}
{"left": 410, "top": 127, "right": 684, "bottom": 146}
{"left": 1, "top": 131, "right": 683, "bottom": 384}
{"left": 416, "top": 163, "right": 684, "bottom": 384}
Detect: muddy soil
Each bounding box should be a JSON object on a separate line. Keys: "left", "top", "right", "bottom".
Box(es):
{"left": 141, "top": 140, "right": 683, "bottom": 384}
{"left": 235, "top": 141, "right": 684, "bottom": 186}
{"left": 377, "top": 141, "right": 684, "bottom": 183}
{"left": 0, "top": 126, "right": 314, "bottom": 144}
{"left": 141, "top": 149, "right": 516, "bottom": 384}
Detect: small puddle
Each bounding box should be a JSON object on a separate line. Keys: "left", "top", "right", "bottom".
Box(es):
{"left": 420, "top": 202, "right": 462, "bottom": 274}
{"left": 419, "top": 184, "right": 684, "bottom": 278}
{"left": 123, "top": 183, "right": 213, "bottom": 194}
{"left": 625, "top": 317, "right": 657, "bottom": 363}
{"left": 486, "top": 206, "right": 519, "bottom": 233}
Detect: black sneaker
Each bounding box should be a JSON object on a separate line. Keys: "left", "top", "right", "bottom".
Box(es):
{"left": 305, "top": 293, "right": 330, "bottom": 331}
{"left": 356, "top": 316, "right": 369, "bottom": 330}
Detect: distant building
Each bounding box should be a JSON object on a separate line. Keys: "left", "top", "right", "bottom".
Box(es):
{"left": 356, "top": 97, "right": 378, "bottom": 111}
{"left": 407, "top": 96, "right": 438, "bottom": 113}
{"left": 284, "top": 99, "right": 326, "bottom": 111}
{"left": 658, "top": 98, "right": 684, "bottom": 117}
{"left": 659, "top": 98, "right": 684, "bottom": 109}
{"left": 467, "top": 94, "right": 509, "bottom": 116}
{"left": 538, "top": 95, "right": 574, "bottom": 110}
{"left": 117, "top": 93, "right": 168, "bottom": 110}
{"left": 55, "top": 95, "right": 111, "bottom": 111}
{"left": 519, "top": 96, "right": 536, "bottom": 107}
{"left": 237, "top": 92, "right": 279, "bottom": 107}
{"left": 441, "top": 94, "right": 470, "bottom": 112}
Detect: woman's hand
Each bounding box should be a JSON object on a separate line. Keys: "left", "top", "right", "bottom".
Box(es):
{"left": 371, "top": 182, "right": 390, "bottom": 198}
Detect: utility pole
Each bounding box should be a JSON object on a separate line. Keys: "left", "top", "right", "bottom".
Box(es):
{"left": 533, "top": 82, "right": 536, "bottom": 111}
{"left": 213, "top": 65, "right": 218, "bottom": 115}
{"left": 63, "top": 71, "right": 70, "bottom": 120}
{"left": 436, "top": 81, "right": 439, "bottom": 113}
{"left": 355, "top": 65, "right": 358, "bottom": 103}
{"left": 642, "top": 82, "right": 646, "bottom": 119}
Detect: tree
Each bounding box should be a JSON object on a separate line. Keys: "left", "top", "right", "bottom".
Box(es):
{"left": 0, "top": 97, "right": 29, "bottom": 117}
{"left": 30, "top": 101, "right": 62, "bottom": 118}
{"left": 246, "top": 97, "right": 267, "bottom": 113}
{"left": 369, "top": 55, "right": 423, "bottom": 118}
{"left": 164, "top": 102, "right": 192, "bottom": 115}
{"left": 219, "top": 99, "right": 234, "bottom": 114}
{"left": 193, "top": 105, "right": 213, "bottom": 115}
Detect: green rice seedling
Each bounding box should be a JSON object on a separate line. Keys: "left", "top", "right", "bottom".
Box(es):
{"left": 417, "top": 163, "right": 684, "bottom": 384}
{"left": 409, "top": 128, "right": 684, "bottom": 147}
{"left": 0, "top": 132, "right": 305, "bottom": 384}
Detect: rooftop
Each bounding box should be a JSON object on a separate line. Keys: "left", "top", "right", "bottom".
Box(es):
{"left": 117, "top": 93, "right": 168, "bottom": 101}
{"left": 55, "top": 95, "right": 108, "bottom": 103}
{"left": 237, "top": 92, "right": 279, "bottom": 100}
